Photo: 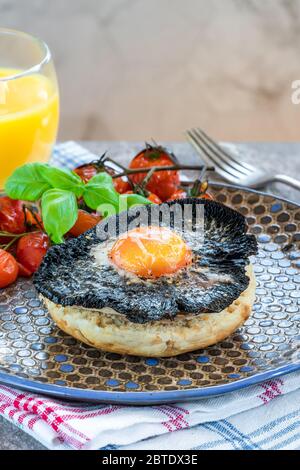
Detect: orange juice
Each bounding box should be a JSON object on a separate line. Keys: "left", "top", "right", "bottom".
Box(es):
{"left": 0, "top": 67, "right": 59, "bottom": 188}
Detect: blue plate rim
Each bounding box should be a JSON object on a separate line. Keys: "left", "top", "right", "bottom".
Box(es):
{"left": 0, "top": 363, "right": 299, "bottom": 404}
{"left": 210, "top": 181, "right": 300, "bottom": 208}
{"left": 0, "top": 183, "right": 299, "bottom": 403}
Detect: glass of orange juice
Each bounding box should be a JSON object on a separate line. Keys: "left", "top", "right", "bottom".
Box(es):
{"left": 0, "top": 28, "right": 59, "bottom": 188}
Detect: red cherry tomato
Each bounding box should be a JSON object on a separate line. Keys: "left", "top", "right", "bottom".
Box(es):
{"left": 16, "top": 232, "right": 49, "bottom": 274}
{"left": 0, "top": 249, "right": 19, "bottom": 288}
{"left": 198, "top": 192, "right": 213, "bottom": 200}
{"left": 17, "top": 262, "right": 32, "bottom": 278}
{"left": 147, "top": 193, "right": 162, "bottom": 204}
{"left": 75, "top": 163, "right": 132, "bottom": 196}
{"left": 113, "top": 177, "right": 131, "bottom": 194}
{"left": 124, "top": 190, "right": 161, "bottom": 204}
{"left": 167, "top": 188, "right": 213, "bottom": 201}
{"left": 129, "top": 145, "right": 179, "bottom": 201}
{"left": 69, "top": 210, "right": 102, "bottom": 237}
{"left": 24, "top": 207, "right": 43, "bottom": 230}
{"left": 0, "top": 196, "right": 26, "bottom": 234}
{"left": 167, "top": 189, "right": 187, "bottom": 202}
{"left": 74, "top": 165, "right": 98, "bottom": 183}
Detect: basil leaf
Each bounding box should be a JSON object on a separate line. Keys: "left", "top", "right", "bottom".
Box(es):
{"left": 119, "top": 193, "right": 152, "bottom": 210}
{"left": 86, "top": 172, "right": 113, "bottom": 187}
{"left": 39, "top": 166, "right": 84, "bottom": 197}
{"left": 41, "top": 189, "right": 78, "bottom": 244}
{"left": 83, "top": 184, "right": 119, "bottom": 211}
{"left": 5, "top": 163, "right": 51, "bottom": 201}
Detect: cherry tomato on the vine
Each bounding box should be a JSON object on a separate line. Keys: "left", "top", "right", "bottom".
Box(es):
{"left": 198, "top": 192, "right": 213, "bottom": 200}
{"left": 113, "top": 177, "right": 131, "bottom": 194}
{"left": 17, "top": 262, "right": 32, "bottom": 278}
{"left": 0, "top": 196, "right": 26, "bottom": 234}
{"left": 75, "top": 162, "right": 131, "bottom": 195}
{"left": 16, "top": 232, "right": 49, "bottom": 275}
{"left": 74, "top": 165, "right": 98, "bottom": 183}
{"left": 167, "top": 188, "right": 213, "bottom": 201}
{"left": 124, "top": 190, "right": 161, "bottom": 204}
{"left": 129, "top": 145, "right": 179, "bottom": 201}
{"left": 0, "top": 249, "right": 19, "bottom": 288}
{"left": 167, "top": 189, "right": 187, "bottom": 202}
{"left": 69, "top": 210, "right": 102, "bottom": 237}
{"left": 147, "top": 193, "right": 162, "bottom": 204}
{"left": 24, "top": 206, "right": 43, "bottom": 230}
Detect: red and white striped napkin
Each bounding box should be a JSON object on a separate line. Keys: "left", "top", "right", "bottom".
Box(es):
{"left": 0, "top": 372, "right": 299, "bottom": 450}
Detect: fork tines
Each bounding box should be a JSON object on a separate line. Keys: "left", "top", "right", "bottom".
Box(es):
{"left": 185, "top": 128, "right": 254, "bottom": 181}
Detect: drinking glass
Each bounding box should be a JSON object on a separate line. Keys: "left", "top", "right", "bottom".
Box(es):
{"left": 0, "top": 28, "right": 59, "bottom": 188}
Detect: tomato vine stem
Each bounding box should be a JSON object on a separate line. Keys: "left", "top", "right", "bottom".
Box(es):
{"left": 112, "top": 164, "right": 214, "bottom": 179}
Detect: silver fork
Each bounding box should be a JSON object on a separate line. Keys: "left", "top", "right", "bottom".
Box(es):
{"left": 185, "top": 128, "right": 300, "bottom": 191}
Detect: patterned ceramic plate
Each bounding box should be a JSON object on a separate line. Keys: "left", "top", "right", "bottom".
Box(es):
{"left": 0, "top": 183, "right": 299, "bottom": 404}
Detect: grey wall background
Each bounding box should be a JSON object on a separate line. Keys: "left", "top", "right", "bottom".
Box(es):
{"left": 1, "top": 0, "right": 300, "bottom": 141}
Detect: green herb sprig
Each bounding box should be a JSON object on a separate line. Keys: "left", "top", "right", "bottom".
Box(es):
{"left": 5, "top": 163, "right": 151, "bottom": 244}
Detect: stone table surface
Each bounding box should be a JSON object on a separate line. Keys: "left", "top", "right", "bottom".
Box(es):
{"left": 0, "top": 141, "right": 299, "bottom": 450}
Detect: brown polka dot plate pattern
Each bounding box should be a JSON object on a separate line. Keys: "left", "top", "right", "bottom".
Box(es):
{"left": 0, "top": 184, "right": 299, "bottom": 404}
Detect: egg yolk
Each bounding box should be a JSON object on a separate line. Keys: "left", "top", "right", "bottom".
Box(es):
{"left": 109, "top": 226, "right": 192, "bottom": 278}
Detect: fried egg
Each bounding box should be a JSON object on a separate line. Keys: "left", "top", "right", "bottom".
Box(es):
{"left": 109, "top": 226, "right": 192, "bottom": 278}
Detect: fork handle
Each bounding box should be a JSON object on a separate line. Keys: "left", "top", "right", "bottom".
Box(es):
{"left": 274, "top": 174, "right": 300, "bottom": 191}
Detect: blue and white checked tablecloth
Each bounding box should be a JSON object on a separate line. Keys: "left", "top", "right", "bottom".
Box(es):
{"left": 51, "top": 141, "right": 104, "bottom": 169}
